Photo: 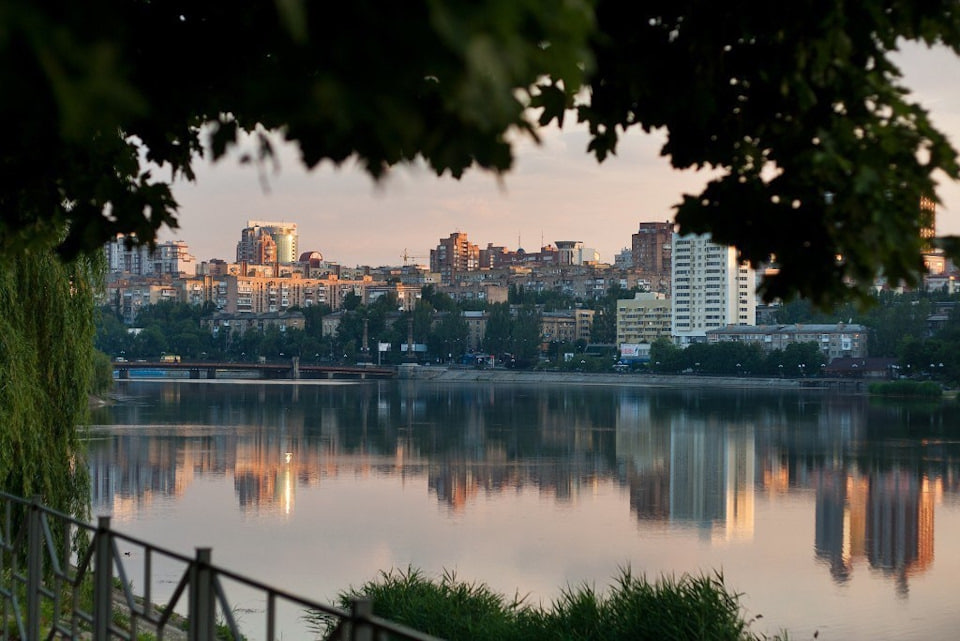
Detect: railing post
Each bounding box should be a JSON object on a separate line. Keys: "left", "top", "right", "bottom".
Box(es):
{"left": 26, "top": 496, "right": 42, "bottom": 641}
{"left": 349, "top": 597, "right": 374, "bottom": 641}
{"left": 93, "top": 516, "right": 114, "bottom": 640}
{"left": 189, "top": 548, "right": 215, "bottom": 641}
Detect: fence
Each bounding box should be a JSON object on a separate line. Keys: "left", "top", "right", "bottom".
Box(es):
{"left": 0, "top": 492, "right": 442, "bottom": 641}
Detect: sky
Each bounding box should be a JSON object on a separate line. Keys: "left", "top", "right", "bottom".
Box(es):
{"left": 162, "top": 43, "right": 960, "bottom": 267}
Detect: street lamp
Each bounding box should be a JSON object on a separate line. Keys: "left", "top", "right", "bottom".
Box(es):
{"left": 736, "top": 362, "right": 742, "bottom": 376}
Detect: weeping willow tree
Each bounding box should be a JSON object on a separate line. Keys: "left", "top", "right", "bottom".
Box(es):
{"left": 0, "top": 249, "right": 101, "bottom": 518}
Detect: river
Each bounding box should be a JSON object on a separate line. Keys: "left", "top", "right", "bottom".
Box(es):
{"left": 87, "top": 379, "right": 960, "bottom": 640}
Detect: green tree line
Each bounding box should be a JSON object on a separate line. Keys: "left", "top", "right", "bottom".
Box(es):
{"left": 97, "top": 287, "right": 960, "bottom": 380}
{"left": 776, "top": 290, "right": 960, "bottom": 383}
{"left": 95, "top": 285, "right": 617, "bottom": 368}
{"left": 648, "top": 339, "right": 826, "bottom": 378}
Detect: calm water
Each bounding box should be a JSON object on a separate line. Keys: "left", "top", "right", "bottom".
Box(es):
{"left": 87, "top": 380, "right": 960, "bottom": 640}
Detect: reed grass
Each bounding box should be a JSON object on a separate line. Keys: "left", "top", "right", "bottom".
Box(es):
{"left": 868, "top": 380, "right": 942, "bottom": 397}
{"left": 309, "top": 566, "right": 785, "bottom": 641}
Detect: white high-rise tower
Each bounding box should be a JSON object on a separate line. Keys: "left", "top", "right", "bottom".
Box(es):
{"left": 671, "top": 232, "right": 755, "bottom": 346}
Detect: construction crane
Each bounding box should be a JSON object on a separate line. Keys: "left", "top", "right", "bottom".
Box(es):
{"left": 401, "top": 248, "right": 426, "bottom": 266}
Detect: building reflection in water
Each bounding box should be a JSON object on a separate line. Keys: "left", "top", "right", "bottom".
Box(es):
{"left": 88, "top": 381, "right": 960, "bottom": 596}
{"left": 815, "top": 465, "right": 937, "bottom": 595}
{"left": 616, "top": 397, "right": 755, "bottom": 541}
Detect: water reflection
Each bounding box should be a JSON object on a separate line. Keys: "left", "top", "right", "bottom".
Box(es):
{"left": 814, "top": 465, "right": 937, "bottom": 595}
{"left": 87, "top": 380, "right": 960, "bottom": 600}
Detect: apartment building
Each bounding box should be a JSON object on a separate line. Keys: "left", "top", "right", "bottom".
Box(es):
{"left": 105, "top": 268, "right": 419, "bottom": 320}
{"left": 541, "top": 309, "right": 596, "bottom": 345}
{"left": 223, "top": 274, "right": 377, "bottom": 314}
{"left": 631, "top": 221, "right": 673, "bottom": 293}
{"left": 463, "top": 311, "right": 488, "bottom": 351}
{"left": 202, "top": 311, "right": 306, "bottom": 337}
{"left": 671, "top": 232, "right": 756, "bottom": 345}
{"left": 105, "top": 279, "right": 181, "bottom": 323}
{"left": 616, "top": 292, "right": 672, "bottom": 346}
{"left": 706, "top": 323, "right": 868, "bottom": 359}
{"left": 365, "top": 283, "right": 422, "bottom": 311}
{"left": 443, "top": 282, "right": 509, "bottom": 304}
{"left": 105, "top": 235, "right": 197, "bottom": 276}
{"left": 430, "top": 232, "right": 480, "bottom": 285}
{"left": 178, "top": 275, "right": 227, "bottom": 309}
{"left": 479, "top": 244, "right": 512, "bottom": 269}
{"left": 555, "top": 241, "right": 601, "bottom": 265}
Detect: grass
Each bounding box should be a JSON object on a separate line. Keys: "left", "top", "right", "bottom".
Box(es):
{"left": 867, "top": 380, "right": 943, "bottom": 397}
{"left": 307, "top": 566, "right": 786, "bottom": 641}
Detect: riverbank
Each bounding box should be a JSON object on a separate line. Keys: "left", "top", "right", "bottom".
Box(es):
{"left": 400, "top": 364, "right": 861, "bottom": 391}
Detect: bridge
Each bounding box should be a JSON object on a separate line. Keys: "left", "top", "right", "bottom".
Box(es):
{"left": 113, "top": 359, "right": 396, "bottom": 380}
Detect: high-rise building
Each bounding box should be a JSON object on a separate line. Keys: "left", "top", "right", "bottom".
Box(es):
{"left": 236, "top": 227, "right": 277, "bottom": 265}
{"left": 671, "top": 232, "right": 755, "bottom": 345}
{"left": 153, "top": 241, "right": 197, "bottom": 276}
{"left": 920, "top": 195, "right": 936, "bottom": 248}
{"left": 105, "top": 235, "right": 196, "bottom": 276}
{"left": 237, "top": 221, "right": 298, "bottom": 264}
{"left": 105, "top": 234, "right": 151, "bottom": 274}
{"left": 430, "top": 232, "right": 479, "bottom": 285}
{"left": 632, "top": 221, "right": 674, "bottom": 293}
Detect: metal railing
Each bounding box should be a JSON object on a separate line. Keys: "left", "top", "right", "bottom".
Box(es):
{"left": 0, "top": 492, "right": 443, "bottom": 641}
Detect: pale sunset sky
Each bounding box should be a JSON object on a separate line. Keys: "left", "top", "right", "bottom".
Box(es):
{"left": 162, "top": 43, "right": 960, "bottom": 266}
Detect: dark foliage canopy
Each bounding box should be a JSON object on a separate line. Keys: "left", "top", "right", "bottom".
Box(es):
{"left": 3, "top": 0, "right": 960, "bottom": 305}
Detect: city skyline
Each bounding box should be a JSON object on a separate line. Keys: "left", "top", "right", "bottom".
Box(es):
{"left": 161, "top": 43, "right": 960, "bottom": 267}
